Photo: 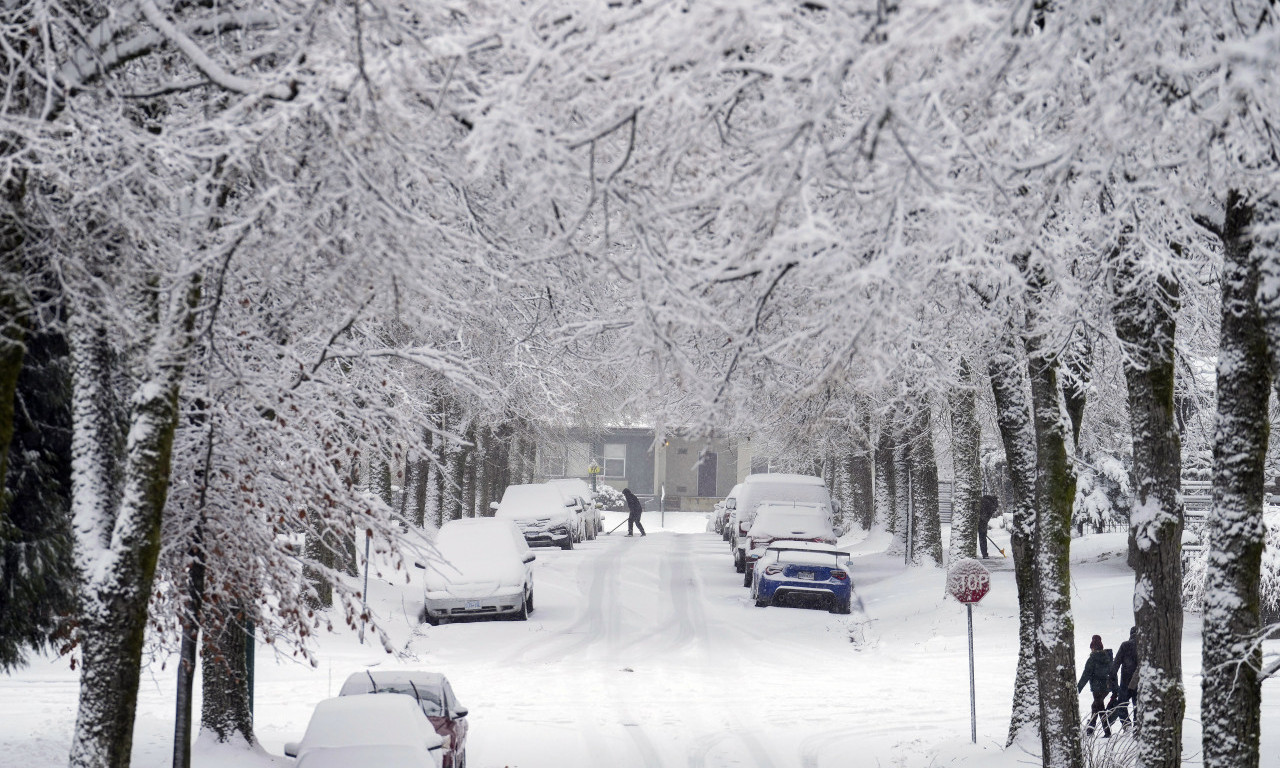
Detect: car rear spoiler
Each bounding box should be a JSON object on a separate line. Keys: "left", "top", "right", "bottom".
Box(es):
{"left": 767, "top": 546, "right": 850, "bottom": 557}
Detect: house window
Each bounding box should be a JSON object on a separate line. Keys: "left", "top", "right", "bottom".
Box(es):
{"left": 600, "top": 443, "right": 626, "bottom": 478}
{"left": 677, "top": 448, "right": 688, "bottom": 455}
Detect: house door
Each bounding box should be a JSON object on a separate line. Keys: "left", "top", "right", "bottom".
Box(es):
{"left": 698, "top": 453, "right": 718, "bottom": 497}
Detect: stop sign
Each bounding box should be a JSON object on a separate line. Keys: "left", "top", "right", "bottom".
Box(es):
{"left": 947, "top": 558, "right": 992, "bottom": 604}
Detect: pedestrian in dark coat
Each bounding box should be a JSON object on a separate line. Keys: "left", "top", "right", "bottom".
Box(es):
{"left": 1077, "top": 634, "right": 1115, "bottom": 737}
{"left": 1108, "top": 626, "right": 1139, "bottom": 727}
{"left": 978, "top": 496, "right": 998, "bottom": 558}
{"left": 623, "top": 488, "right": 646, "bottom": 537}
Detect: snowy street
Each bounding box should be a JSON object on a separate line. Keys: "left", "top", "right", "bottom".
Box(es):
{"left": 4, "top": 512, "right": 1274, "bottom": 767}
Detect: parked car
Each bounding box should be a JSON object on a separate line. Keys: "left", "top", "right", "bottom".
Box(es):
{"left": 717, "top": 483, "right": 744, "bottom": 540}
{"left": 492, "top": 483, "right": 579, "bottom": 549}
{"left": 338, "top": 671, "right": 469, "bottom": 768}
{"left": 284, "top": 694, "right": 445, "bottom": 768}
{"left": 729, "top": 474, "right": 836, "bottom": 573}
{"left": 741, "top": 501, "right": 837, "bottom": 586}
{"left": 415, "top": 517, "right": 535, "bottom": 624}
{"left": 750, "top": 542, "right": 854, "bottom": 614}
{"left": 546, "top": 478, "right": 600, "bottom": 540}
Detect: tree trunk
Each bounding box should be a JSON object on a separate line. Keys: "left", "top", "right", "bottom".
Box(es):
{"left": 949, "top": 359, "right": 982, "bottom": 563}
{"left": 849, "top": 404, "right": 875, "bottom": 530}
{"left": 1111, "top": 238, "right": 1185, "bottom": 767}
{"left": 70, "top": 276, "right": 199, "bottom": 768}
{"left": 891, "top": 419, "right": 911, "bottom": 557}
{"left": 988, "top": 335, "right": 1041, "bottom": 749}
{"left": 1202, "top": 191, "right": 1268, "bottom": 768}
{"left": 199, "top": 600, "right": 254, "bottom": 745}
{"left": 874, "top": 416, "right": 897, "bottom": 535}
{"left": 1025, "top": 320, "right": 1083, "bottom": 768}
{"left": 172, "top": 518, "right": 206, "bottom": 768}
{"left": 908, "top": 406, "right": 943, "bottom": 566}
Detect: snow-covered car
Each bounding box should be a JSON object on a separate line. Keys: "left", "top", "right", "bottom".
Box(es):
{"left": 730, "top": 474, "right": 836, "bottom": 573}
{"left": 542, "top": 481, "right": 596, "bottom": 540}
{"left": 284, "top": 694, "right": 445, "bottom": 768}
{"left": 717, "top": 483, "right": 744, "bottom": 539}
{"left": 415, "top": 518, "right": 535, "bottom": 624}
{"left": 492, "top": 483, "right": 580, "bottom": 549}
{"left": 750, "top": 543, "right": 854, "bottom": 614}
{"left": 338, "top": 671, "right": 469, "bottom": 768}
{"left": 741, "top": 501, "right": 837, "bottom": 586}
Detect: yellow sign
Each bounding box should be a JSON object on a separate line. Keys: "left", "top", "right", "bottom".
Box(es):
{"left": 587, "top": 461, "right": 602, "bottom": 475}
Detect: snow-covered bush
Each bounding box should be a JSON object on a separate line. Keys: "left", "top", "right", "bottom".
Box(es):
{"left": 593, "top": 484, "right": 626, "bottom": 511}
{"left": 1074, "top": 453, "right": 1132, "bottom": 536}
{"left": 1184, "top": 509, "right": 1280, "bottom": 625}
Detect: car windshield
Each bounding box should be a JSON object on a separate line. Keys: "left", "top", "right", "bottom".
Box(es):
{"left": 749, "top": 505, "right": 831, "bottom": 539}
{"left": 366, "top": 683, "right": 445, "bottom": 717}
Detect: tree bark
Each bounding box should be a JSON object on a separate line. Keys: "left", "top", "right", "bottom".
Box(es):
{"left": 1202, "top": 190, "right": 1268, "bottom": 768}
{"left": 949, "top": 359, "right": 982, "bottom": 563}
{"left": 199, "top": 600, "right": 254, "bottom": 745}
{"left": 70, "top": 275, "right": 200, "bottom": 768}
{"left": 1111, "top": 238, "right": 1185, "bottom": 767}
{"left": 1025, "top": 318, "right": 1083, "bottom": 768}
{"left": 874, "top": 414, "right": 897, "bottom": 535}
{"left": 907, "top": 406, "right": 943, "bottom": 566}
{"left": 988, "top": 337, "right": 1041, "bottom": 748}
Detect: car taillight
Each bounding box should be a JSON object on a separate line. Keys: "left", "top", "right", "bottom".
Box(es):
{"left": 831, "top": 571, "right": 848, "bottom": 581}
{"left": 764, "top": 564, "right": 784, "bottom": 575}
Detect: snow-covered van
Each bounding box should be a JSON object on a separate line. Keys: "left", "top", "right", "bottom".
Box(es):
{"left": 729, "top": 473, "right": 837, "bottom": 573}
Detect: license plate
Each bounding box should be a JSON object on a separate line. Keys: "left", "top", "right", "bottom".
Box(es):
{"left": 465, "top": 600, "right": 481, "bottom": 610}
{"left": 797, "top": 571, "right": 814, "bottom": 580}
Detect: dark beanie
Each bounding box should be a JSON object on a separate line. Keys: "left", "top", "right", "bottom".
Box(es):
{"left": 1090, "top": 635, "right": 1103, "bottom": 651}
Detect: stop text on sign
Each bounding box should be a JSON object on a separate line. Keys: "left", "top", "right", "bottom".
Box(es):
{"left": 946, "top": 558, "right": 992, "bottom": 604}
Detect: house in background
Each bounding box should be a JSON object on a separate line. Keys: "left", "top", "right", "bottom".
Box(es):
{"left": 536, "top": 426, "right": 741, "bottom": 511}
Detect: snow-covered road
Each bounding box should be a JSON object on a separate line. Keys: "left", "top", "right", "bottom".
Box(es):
{"left": 2, "top": 512, "right": 1277, "bottom": 767}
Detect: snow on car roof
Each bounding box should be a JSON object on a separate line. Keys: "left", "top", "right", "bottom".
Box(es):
{"left": 744, "top": 473, "right": 825, "bottom": 486}
{"left": 300, "top": 695, "right": 443, "bottom": 751}
{"left": 495, "top": 484, "right": 569, "bottom": 519}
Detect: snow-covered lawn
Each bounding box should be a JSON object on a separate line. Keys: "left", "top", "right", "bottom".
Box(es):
{"left": 2, "top": 512, "right": 1276, "bottom": 767}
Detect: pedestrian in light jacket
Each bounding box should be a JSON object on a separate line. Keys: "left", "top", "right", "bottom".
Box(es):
{"left": 1077, "top": 634, "right": 1115, "bottom": 738}
{"left": 623, "top": 488, "right": 646, "bottom": 537}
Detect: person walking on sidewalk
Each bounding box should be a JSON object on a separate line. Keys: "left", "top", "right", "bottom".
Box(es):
{"left": 1077, "top": 634, "right": 1115, "bottom": 738}
{"left": 623, "top": 488, "right": 646, "bottom": 536}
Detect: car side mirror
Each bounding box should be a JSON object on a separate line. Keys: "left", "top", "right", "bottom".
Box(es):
{"left": 565, "top": 499, "right": 576, "bottom": 507}
{"left": 413, "top": 561, "right": 425, "bottom": 570}
{"left": 489, "top": 501, "right": 500, "bottom": 511}
{"left": 726, "top": 499, "right": 736, "bottom": 509}
{"left": 453, "top": 707, "right": 469, "bottom": 718}
{"left": 284, "top": 742, "right": 300, "bottom": 758}
{"left": 523, "top": 552, "right": 536, "bottom": 563}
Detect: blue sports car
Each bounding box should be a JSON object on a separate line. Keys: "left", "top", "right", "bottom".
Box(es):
{"left": 750, "top": 543, "right": 854, "bottom": 614}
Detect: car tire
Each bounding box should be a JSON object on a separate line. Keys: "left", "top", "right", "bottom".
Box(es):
{"left": 832, "top": 596, "right": 852, "bottom": 615}
{"left": 755, "top": 596, "right": 770, "bottom": 608}
{"left": 458, "top": 750, "right": 466, "bottom": 768}
{"left": 515, "top": 597, "right": 529, "bottom": 621}
{"left": 734, "top": 553, "right": 744, "bottom": 573}
{"left": 421, "top": 606, "right": 439, "bottom": 626}
{"left": 561, "top": 536, "right": 574, "bottom": 551}
{"left": 743, "top": 568, "right": 752, "bottom": 588}
{"left": 526, "top": 589, "right": 534, "bottom": 614}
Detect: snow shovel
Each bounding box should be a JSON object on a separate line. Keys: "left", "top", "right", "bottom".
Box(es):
{"left": 986, "top": 534, "right": 1007, "bottom": 558}
{"left": 604, "top": 518, "right": 629, "bottom": 535}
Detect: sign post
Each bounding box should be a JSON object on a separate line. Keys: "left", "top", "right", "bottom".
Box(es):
{"left": 946, "top": 558, "right": 992, "bottom": 744}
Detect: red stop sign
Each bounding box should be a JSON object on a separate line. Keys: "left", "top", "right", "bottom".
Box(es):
{"left": 947, "top": 558, "right": 992, "bottom": 604}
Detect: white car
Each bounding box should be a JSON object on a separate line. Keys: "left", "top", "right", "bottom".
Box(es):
{"left": 546, "top": 478, "right": 601, "bottom": 540}
{"left": 416, "top": 518, "right": 535, "bottom": 625}
{"left": 492, "top": 483, "right": 580, "bottom": 549}
{"left": 284, "top": 694, "right": 445, "bottom": 768}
